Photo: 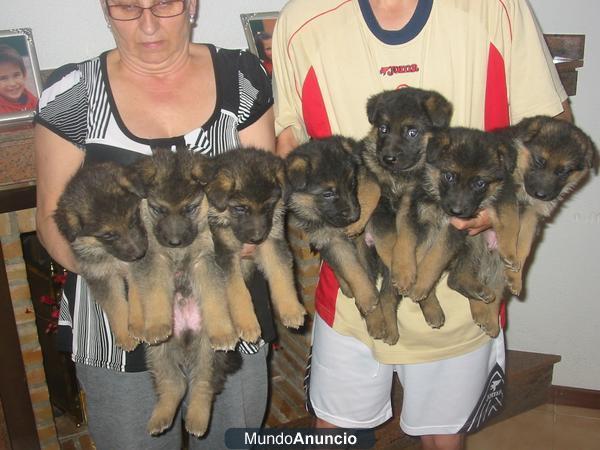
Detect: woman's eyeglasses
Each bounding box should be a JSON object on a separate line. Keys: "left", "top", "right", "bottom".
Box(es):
{"left": 106, "top": 0, "right": 186, "bottom": 21}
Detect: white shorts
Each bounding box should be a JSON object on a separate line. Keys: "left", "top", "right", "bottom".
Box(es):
{"left": 306, "top": 314, "right": 506, "bottom": 436}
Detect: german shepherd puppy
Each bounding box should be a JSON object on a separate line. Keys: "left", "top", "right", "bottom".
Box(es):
{"left": 133, "top": 146, "right": 238, "bottom": 350}
{"left": 359, "top": 88, "right": 453, "bottom": 336}
{"left": 134, "top": 146, "right": 241, "bottom": 437}
{"left": 205, "top": 147, "right": 306, "bottom": 342}
{"left": 286, "top": 136, "right": 381, "bottom": 322}
{"left": 54, "top": 161, "right": 147, "bottom": 351}
{"left": 410, "top": 128, "right": 518, "bottom": 334}
{"left": 503, "top": 116, "right": 597, "bottom": 295}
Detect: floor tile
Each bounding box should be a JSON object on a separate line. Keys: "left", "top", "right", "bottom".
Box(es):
{"left": 553, "top": 414, "right": 600, "bottom": 450}
{"left": 555, "top": 404, "right": 600, "bottom": 420}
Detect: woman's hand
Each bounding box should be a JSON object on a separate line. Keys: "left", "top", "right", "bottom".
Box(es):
{"left": 450, "top": 209, "right": 492, "bottom": 236}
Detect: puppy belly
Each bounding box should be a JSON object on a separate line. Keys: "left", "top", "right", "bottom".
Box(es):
{"left": 173, "top": 292, "right": 202, "bottom": 338}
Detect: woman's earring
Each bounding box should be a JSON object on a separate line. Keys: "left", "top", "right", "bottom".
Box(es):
{"left": 189, "top": 14, "right": 196, "bottom": 24}
{"left": 107, "top": 22, "right": 112, "bottom": 29}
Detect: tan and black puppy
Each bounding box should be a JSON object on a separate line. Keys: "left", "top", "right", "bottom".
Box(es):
{"left": 54, "top": 161, "right": 147, "bottom": 351}
{"left": 422, "top": 128, "right": 518, "bottom": 337}
{"left": 134, "top": 146, "right": 242, "bottom": 438}
{"left": 363, "top": 88, "right": 453, "bottom": 288}
{"left": 133, "top": 146, "right": 237, "bottom": 350}
{"left": 503, "top": 116, "right": 597, "bottom": 295}
{"left": 286, "top": 136, "right": 382, "bottom": 326}
{"left": 206, "top": 147, "right": 306, "bottom": 343}
{"left": 358, "top": 88, "right": 453, "bottom": 337}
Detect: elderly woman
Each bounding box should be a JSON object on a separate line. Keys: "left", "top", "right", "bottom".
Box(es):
{"left": 34, "top": 1, "right": 275, "bottom": 449}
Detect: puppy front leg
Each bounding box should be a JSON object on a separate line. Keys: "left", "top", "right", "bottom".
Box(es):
{"left": 505, "top": 208, "right": 540, "bottom": 296}
{"left": 321, "top": 237, "right": 379, "bottom": 315}
{"left": 391, "top": 194, "right": 418, "bottom": 294}
{"left": 256, "top": 237, "right": 306, "bottom": 329}
{"left": 87, "top": 275, "right": 138, "bottom": 351}
{"left": 410, "top": 226, "right": 460, "bottom": 302}
{"left": 488, "top": 197, "right": 520, "bottom": 272}
{"left": 192, "top": 250, "right": 239, "bottom": 350}
{"left": 419, "top": 291, "right": 445, "bottom": 329}
{"left": 129, "top": 251, "right": 174, "bottom": 344}
{"left": 345, "top": 173, "right": 381, "bottom": 237}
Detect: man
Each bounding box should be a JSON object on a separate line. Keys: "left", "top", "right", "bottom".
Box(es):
{"left": 273, "top": 1, "right": 570, "bottom": 449}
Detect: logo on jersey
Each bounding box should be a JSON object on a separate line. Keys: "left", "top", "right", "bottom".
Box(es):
{"left": 379, "top": 64, "right": 420, "bottom": 76}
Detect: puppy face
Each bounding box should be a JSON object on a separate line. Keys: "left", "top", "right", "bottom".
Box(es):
{"left": 286, "top": 136, "right": 361, "bottom": 228}
{"left": 426, "top": 128, "right": 515, "bottom": 219}
{"left": 365, "top": 87, "right": 453, "bottom": 174}
{"left": 135, "top": 146, "right": 211, "bottom": 248}
{"left": 55, "top": 162, "right": 148, "bottom": 262}
{"left": 515, "top": 116, "right": 596, "bottom": 201}
{"left": 206, "top": 148, "right": 285, "bottom": 244}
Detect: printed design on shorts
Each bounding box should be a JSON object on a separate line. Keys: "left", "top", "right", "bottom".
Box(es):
{"left": 304, "top": 345, "right": 316, "bottom": 416}
{"left": 459, "top": 363, "right": 505, "bottom": 433}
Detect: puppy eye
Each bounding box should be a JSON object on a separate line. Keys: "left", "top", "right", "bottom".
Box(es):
{"left": 472, "top": 179, "right": 487, "bottom": 191}
{"left": 149, "top": 203, "right": 165, "bottom": 215}
{"left": 378, "top": 124, "right": 389, "bottom": 135}
{"left": 555, "top": 167, "right": 572, "bottom": 178}
{"left": 405, "top": 128, "right": 419, "bottom": 139}
{"left": 183, "top": 203, "right": 199, "bottom": 215}
{"left": 322, "top": 190, "right": 336, "bottom": 199}
{"left": 533, "top": 155, "right": 546, "bottom": 169}
{"left": 98, "top": 231, "right": 118, "bottom": 241}
{"left": 232, "top": 205, "right": 248, "bottom": 214}
{"left": 443, "top": 172, "right": 456, "bottom": 183}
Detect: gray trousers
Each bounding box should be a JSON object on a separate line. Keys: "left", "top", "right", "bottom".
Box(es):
{"left": 76, "top": 345, "right": 269, "bottom": 450}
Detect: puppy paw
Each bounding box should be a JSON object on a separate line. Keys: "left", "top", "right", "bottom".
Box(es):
{"left": 475, "top": 320, "right": 500, "bottom": 338}
{"left": 185, "top": 409, "right": 210, "bottom": 438}
{"left": 501, "top": 254, "right": 520, "bottom": 272}
{"left": 364, "top": 308, "right": 388, "bottom": 341}
{"left": 391, "top": 266, "right": 416, "bottom": 295}
{"left": 115, "top": 333, "right": 139, "bottom": 352}
{"left": 420, "top": 304, "right": 445, "bottom": 329}
{"left": 278, "top": 303, "right": 307, "bottom": 329}
{"left": 143, "top": 322, "right": 173, "bottom": 345}
{"left": 147, "top": 409, "right": 175, "bottom": 436}
{"left": 207, "top": 329, "right": 239, "bottom": 351}
{"left": 505, "top": 270, "right": 523, "bottom": 296}
{"left": 474, "top": 288, "right": 496, "bottom": 304}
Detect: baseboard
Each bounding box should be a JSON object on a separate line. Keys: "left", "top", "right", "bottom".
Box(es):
{"left": 549, "top": 385, "right": 600, "bottom": 410}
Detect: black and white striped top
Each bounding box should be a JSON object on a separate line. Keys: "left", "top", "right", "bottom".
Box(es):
{"left": 37, "top": 45, "right": 275, "bottom": 372}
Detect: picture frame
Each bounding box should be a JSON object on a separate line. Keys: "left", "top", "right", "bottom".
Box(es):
{"left": 0, "top": 28, "right": 43, "bottom": 128}
{"left": 240, "top": 12, "right": 279, "bottom": 77}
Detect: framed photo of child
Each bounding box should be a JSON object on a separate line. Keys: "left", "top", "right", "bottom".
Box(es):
{"left": 240, "top": 12, "right": 279, "bottom": 78}
{"left": 0, "top": 28, "right": 43, "bottom": 127}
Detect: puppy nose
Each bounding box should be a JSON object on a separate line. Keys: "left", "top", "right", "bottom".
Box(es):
{"left": 533, "top": 190, "right": 550, "bottom": 200}
{"left": 449, "top": 206, "right": 466, "bottom": 217}
{"left": 383, "top": 155, "right": 397, "bottom": 165}
{"left": 168, "top": 237, "right": 182, "bottom": 247}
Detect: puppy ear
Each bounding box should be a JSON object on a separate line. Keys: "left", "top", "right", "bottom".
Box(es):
{"left": 205, "top": 169, "right": 234, "bottom": 211}
{"left": 515, "top": 116, "right": 544, "bottom": 143}
{"left": 131, "top": 155, "right": 157, "bottom": 192}
{"left": 286, "top": 154, "right": 311, "bottom": 190}
{"left": 53, "top": 208, "right": 81, "bottom": 243}
{"left": 423, "top": 91, "right": 453, "bottom": 128}
{"left": 191, "top": 153, "right": 214, "bottom": 186}
{"left": 366, "top": 92, "right": 385, "bottom": 124}
{"left": 116, "top": 165, "right": 147, "bottom": 198}
{"left": 496, "top": 140, "right": 517, "bottom": 174}
{"left": 426, "top": 130, "right": 451, "bottom": 164}
{"left": 570, "top": 125, "right": 598, "bottom": 171}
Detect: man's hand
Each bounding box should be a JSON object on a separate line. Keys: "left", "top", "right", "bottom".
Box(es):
{"left": 450, "top": 209, "right": 492, "bottom": 236}
{"left": 240, "top": 244, "right": 257, "bottom": 259}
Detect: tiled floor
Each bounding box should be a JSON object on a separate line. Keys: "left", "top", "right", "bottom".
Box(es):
{"left": 465, "top": 404, "right": 600, "bottom": 450}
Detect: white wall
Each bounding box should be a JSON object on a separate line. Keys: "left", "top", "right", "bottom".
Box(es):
{"left": 2, "top": 1, "right": 598, "bottom": 389}
{"left": 2, "top": 0, "right": 287, "bottom": 70}
{"left": 508, "top": 0, "right": 600, "bottom": 390}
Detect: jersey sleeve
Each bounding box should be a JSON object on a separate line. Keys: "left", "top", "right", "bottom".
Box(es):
{"left": 236, "top": 50, "right": 274, "bottom": 131}
{"left": 35, "top": 63, "right": 89, "bottom": 150}
{"left": 272, "top": 5, "right": 309, "bottom": 144}
{"left": 507, "top": 0, "right": 567, "bottom": 123}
